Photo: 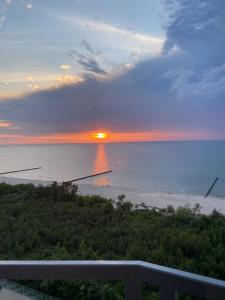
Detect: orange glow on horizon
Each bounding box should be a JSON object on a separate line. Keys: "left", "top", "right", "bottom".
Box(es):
{"left": 0, "top": 130, "right": 220, "bottom": 145}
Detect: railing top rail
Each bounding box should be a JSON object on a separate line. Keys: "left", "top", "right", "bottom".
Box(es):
{"left": 140, "top": 261, "right": 225, "bottom": 288}
{"left": 0, "top": 260, "right": 225, "bottom": 284}
{"left": 0, "top": 260, "right": 140, "bottom": 266}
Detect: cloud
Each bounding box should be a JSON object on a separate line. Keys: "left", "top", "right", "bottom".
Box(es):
{"left": 0, "top": 0, "right": 33, "bottom": 29}
{"left": 26, "top": 76, "right": 34, "bottom": 81}
{"left": 0, "top": 0, "right": 12, "bottom": 28}
{"left": 166, "top": 63, "right": 225, "bottom": 101}
{"left": 27, "top": 84, "right": 40, "bottom": 91}
{"left": 81, "top": 40, "right": 101, "bottom": 56}
{"left": 20, "top": 0, "right": 33, "bottom": 11}
{"left": 56, "top": 75, "right": 84, "bottom": 85}
{"left": 73, "top": 16, "right": 164, "bottom": 46}
{"left": 0, "top": 120, "right": 13, "bottom": 128}
{"left": 69, "top": 49, "right": 107, "bottom": 75}
{"left": 60, "top": 15, "right": 164, "bottom": 58}
{"left": 0, "top": 16, "right": 6, "bottom": 26}
{"left": 24, "top": 3, "right": 32, "bottom": 10}
{"left": 60, "top": 65, "right": 72, "bottom": 71}
{"left": 161, "top": 0, "right": 225, "bottom": 103}
{"left": 1, "top": 0, "right": 225, "bottom": 141}
{"left": 162, "top": 0, "right": 225, "bottom": 59}
{"left": 0, "top": 72, "right": 86, "bottom": 103}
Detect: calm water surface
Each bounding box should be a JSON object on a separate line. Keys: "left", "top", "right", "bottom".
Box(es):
{"left": 0, "top": 141, "right": 225, "bottom": 197}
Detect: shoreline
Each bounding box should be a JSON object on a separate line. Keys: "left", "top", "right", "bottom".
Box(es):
{"left": 0, "top": 176, "right": 224, "bottom": 215}
{"left": 77, "top": 184, "right": 225, "bottom": 215}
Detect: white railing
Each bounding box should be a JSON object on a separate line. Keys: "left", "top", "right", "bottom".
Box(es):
{"left": 0, "top": 260, "right": 225, "bottom": 299}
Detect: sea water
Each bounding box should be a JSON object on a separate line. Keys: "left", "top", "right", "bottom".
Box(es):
{"left": 0, "top": 140, "right": 225, "bottom": 198}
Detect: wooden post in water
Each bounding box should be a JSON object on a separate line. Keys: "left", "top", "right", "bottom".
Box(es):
{"left": 0, "top": 167, "right": 42, "bottom": 175}
{"left": 205, "top": 177, "right": 218, "bottom": 198}
{"left": 63, "top": 170, "right": 112, "bottom": 184}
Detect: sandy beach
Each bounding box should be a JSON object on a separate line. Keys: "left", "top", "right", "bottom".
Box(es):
{"left": 0, "top": 176, "right": 224, "bottom": 215}
{"left": 78, "top": 184, "right": 225, "bottom": 215}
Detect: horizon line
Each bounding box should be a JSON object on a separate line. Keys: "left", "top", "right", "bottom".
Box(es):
{"left": 0, "top": 138, "right": 224, "bottom": 147}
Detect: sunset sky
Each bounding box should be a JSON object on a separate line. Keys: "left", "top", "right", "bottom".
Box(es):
{"left": 0, "top": 0, "right": 225, "bottom": 144}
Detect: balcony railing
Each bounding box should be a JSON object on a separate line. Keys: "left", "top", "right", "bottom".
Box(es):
{"left": 1, "top": 260, "right": 225, "bottom": 299}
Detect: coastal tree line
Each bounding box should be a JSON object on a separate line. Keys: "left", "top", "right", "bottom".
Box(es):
{"left": 0, "top": 182, "right": 225, "bottom": 299}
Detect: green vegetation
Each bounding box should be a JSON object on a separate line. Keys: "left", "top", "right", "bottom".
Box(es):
{"left": 0, "top": 182, "right": 225, "bottom": 299}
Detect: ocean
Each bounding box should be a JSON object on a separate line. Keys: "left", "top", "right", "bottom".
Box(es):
{"left": 0, "top": 140, "right": 225, "bottom": 198}
{"left": 0, "top": 141, "right": 225, "bottom": 213}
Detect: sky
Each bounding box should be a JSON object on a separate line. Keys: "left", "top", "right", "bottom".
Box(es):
{"left": 0, "top": 0, "right": 225, "bottom": 144}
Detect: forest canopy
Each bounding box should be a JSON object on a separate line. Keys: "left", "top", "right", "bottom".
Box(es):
{"left": 0, "top": 182, "right": 224, "bottom": 299}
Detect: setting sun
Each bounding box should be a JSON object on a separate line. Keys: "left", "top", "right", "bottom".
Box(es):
{"left": 94, "top": 132, "right": 107, "bottom": 139}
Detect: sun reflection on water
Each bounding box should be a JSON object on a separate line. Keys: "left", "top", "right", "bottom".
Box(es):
{"left": 93, "top": 144, "right": 111, "bottom": 186}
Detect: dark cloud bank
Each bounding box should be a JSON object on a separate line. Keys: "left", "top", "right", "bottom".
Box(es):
{"left": 1, "top": 0, "right": 225, "bottom": 137}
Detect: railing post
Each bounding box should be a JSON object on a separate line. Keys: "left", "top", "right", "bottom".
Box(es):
{"left": 125, "top": 279, "right": 142, "bottom": 300}
{"left": 160, "top": 286, "right": 177, "bottom": 300}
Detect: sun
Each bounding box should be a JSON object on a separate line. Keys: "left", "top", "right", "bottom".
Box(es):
{"left": 94, "top": 132, "right": 107, "bottom": 139}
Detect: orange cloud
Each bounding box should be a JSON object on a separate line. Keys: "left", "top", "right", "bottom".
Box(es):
{"left": 56, "top": 75, "right": 84, "bottom": 85}
{"left": 0, "top": 120, "right": 13, "bottom": 128}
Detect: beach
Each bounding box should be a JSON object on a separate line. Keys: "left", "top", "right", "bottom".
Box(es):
{"left": 0, "top": 176, "right": 224, "bottom": 215}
